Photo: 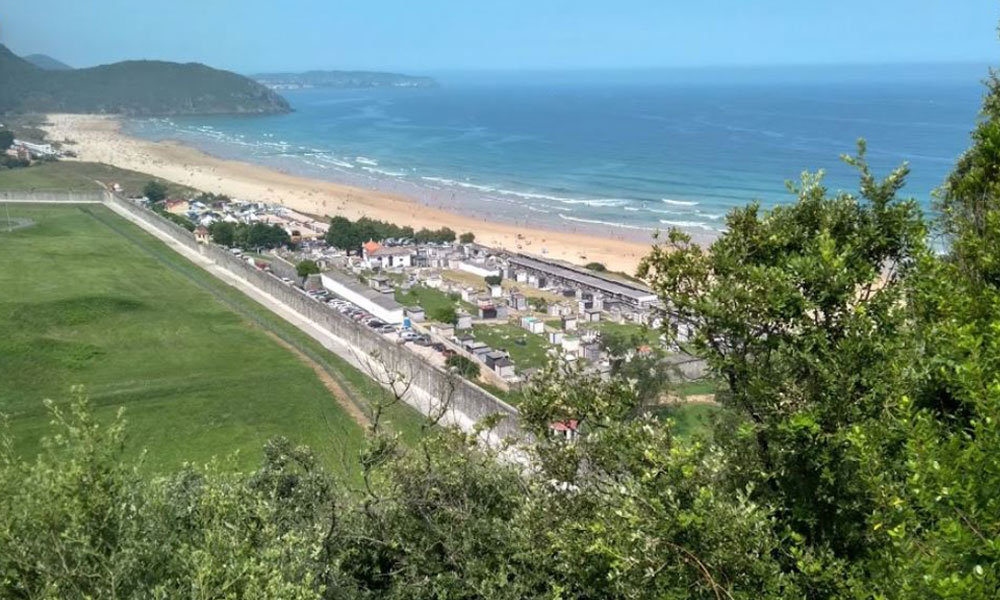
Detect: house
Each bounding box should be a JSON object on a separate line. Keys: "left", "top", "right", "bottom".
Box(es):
{"left": 584, "top": 309, "right": 602, "bottom": 323}
{"left": 364, "top": 242, "right": 415, "bottom": 269}
{"left": 520, "top": 316, "right": 545, "bottom": 334}
{"left": 562, "top": 315, "right": 578, "bottom": 331}
{"left": 405, "top": 306, "right": 425, "bottom": 322}
{"left": 194, "top": 225, "right": 210, "bottom": 244}
{"left": 455, "top": 312, "right": 473, "bottom": 330}
{"left": 164, "top": 198, "right": 189, "bottom": 214}
{"left": 549, "top": 419, "right": 580, "bottom": 441}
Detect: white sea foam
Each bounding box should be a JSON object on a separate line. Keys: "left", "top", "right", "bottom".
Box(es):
{"left": 356, "top": 156, "right": 379, "bottom": 166}
{"left": 662, "top": 198, "right": 699, "bottom": 206}
{"left": 559, "top": 214, "right": 656, "bottom": 231}
{"left": 623, "top": 206, "right": 641, "bottom": 212}
{"left": 526, "top": 206, "right": 551, "bottom": 214}
{"left": 659, "top": 219, "right": 715, "bottom": 230}
{"left": 362, "top": 166, "right": 406, "bottom": 177}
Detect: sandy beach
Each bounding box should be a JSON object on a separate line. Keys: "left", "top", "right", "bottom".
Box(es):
{"left": 43, "top": 114, "right": 654, "bottom": 274}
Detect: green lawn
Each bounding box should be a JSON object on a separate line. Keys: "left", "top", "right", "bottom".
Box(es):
{"left": 579, "top": 320, "right": 662, "bottom": 346}
{"left": 652, "top": 403, "right": 724, "bottom": 441}
{"left": 471, "top": 322, "right": 552, "bottom": 368}
{"left": 0, "top": 203, "right": 423, "bottom": 479}
{"left": 396, "top": 285, "right": 474, "bottom": 318}
{"left": 0, "top": 161, "right": 193, "bottom": 197}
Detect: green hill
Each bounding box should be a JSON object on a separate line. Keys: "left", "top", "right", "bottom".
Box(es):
{"left": 0, "top": 44, "right": 290, "bottom": 116}
{"left": 21, "top": 53, "right": 72, "bottom": 70}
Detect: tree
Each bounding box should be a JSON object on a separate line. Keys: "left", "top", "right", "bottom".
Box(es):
{"left": 209, "top": 221, "right": 236, "bottom": 246}
{"left": 484, "top": 274, "right": 502, "bottom": 286}
{"left": 584, "top": 261, "right": 607, "bottom": 272}
{"left": 296, "top": 259, "right": 320, "bottom": 279}
{"left": 325, "top": 215, "right": 360, "bottom": 252}
{"left": 445, "top": 354, "right": 480, "bottom": 379}
{"left": 459, "top": 231, "right": 475, "bottom": 244}
{"left": 640, "top": 142, "right": 929, "bottom": 588}
{"left": 0, "top": 130, "right": 13, "bottom": 151}
{"left": 142, "top": 180, "right": 167, "bottom": 204}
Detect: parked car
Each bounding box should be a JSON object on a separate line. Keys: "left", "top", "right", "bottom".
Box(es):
{"left": 378, "top": 325, "right": 396, "bottom": 334}
{"left": 413, "top": 336, "right": 432, "bottom": 346}
{"left": 400, "top": 331, "right": 421, "bottom": 341}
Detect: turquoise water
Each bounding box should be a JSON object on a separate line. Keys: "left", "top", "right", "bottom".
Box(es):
{"left": 125, "top": 66, "right": 984, "bottom": 239}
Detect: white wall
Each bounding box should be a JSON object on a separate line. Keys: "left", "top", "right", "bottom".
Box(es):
{"left": 321, "top": 273, "right": 404, "bottom": 324}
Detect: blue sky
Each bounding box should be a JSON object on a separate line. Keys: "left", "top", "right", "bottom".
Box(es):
{"left": 2, "top": 1, "right": 996, "bottom": 73}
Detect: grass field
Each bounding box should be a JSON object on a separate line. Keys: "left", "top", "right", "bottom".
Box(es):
{"left": 0, "top": 203, "right": 424, "bottom": 479}
{"left": 0, "top": 161, "right": 192, "bottom": 197}
{"left": 471, "top": 322, "right": 552, "bottom": 367}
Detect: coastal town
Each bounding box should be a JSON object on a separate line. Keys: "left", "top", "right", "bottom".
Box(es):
{"left": 145, "top": 190, "right": 677, "bottom": 392}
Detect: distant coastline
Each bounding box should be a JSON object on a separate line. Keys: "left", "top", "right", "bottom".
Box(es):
{"left": 44, "top": 114, "right": 655, "bottom": 273}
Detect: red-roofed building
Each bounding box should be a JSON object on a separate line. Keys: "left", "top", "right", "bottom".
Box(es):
{"left": 549, "top": 419, "right": 580, "bottom": 441}
{"left": 362, "top": 239, "right": 381, "bottom": 255}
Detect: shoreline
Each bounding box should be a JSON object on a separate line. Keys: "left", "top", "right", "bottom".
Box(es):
{"left": 44, "top": 114, "right": 660, "bottom": 274}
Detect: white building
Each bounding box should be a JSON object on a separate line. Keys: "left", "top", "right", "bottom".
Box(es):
{"left": 456, "top": 260, "right": 500, "bottom": 278}
{"left": 364, "top": 245, "right": 415, "bottom": 269}
{"left": 321, "top": 270, "right": 404, "bottom": 324}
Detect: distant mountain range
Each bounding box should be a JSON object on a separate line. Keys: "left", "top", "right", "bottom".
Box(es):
{"left": 253, "top": 70, "right": 437, "bottom": 90}
{"left": 0, "top": 44, "right": 290, "bottom": 116}
{"left": 21, "top": 53, "right": 73, "bottom": 71}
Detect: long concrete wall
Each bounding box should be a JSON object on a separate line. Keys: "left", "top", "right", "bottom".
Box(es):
{"left": 97, "top": 192, "right": 523, "bottom": 443}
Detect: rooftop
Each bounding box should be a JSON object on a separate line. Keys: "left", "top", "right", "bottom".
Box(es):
{"left": 508, "top": 254, "right": 658, "bottom": 303}
{"left": 321, "top": 268, "right": 403, "bottom": 311}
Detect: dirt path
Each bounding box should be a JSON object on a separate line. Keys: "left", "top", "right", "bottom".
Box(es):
{"left": 262, "top": 330, "right": 371, "bottom": 429}
{"left": 264, "top": 330, "right": 371, "bottom": 428}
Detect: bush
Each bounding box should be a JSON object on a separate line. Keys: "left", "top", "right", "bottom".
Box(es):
{"left": 446, "top": 354, "right": 481, "bottom": 379}
{"left": 459, "top": 232, "right": 475, "bottom": 244}
{"left": 484, "top": 275, "right": 502, "bottom": 286}
{"left": 585, "top": 261, "right": 607, "bottom": 272}
{"left": 429, "top": 305, "right": 457, "bottom": 325}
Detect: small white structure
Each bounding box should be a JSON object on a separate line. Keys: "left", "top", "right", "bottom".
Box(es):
{"left": 562, "top": 315, "right": 578, "bottom": 331}
{"left": 488, "top": 284, "right": 503, "bottom": 298}
{"left": 521, "top": 316, "right": 545, "bottom": 334}
{"left": 548, "top": 330, "right": 565, "bottom": 345}
{"left": 455, "top": 312, "right": 473, "bottom": 330}
{"left": 560, "top": 336, "right": 581, "bottom": 354}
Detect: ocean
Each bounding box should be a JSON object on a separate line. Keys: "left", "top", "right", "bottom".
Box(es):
{"left": 124, "top": 65, "right": 986, "bottom": 239}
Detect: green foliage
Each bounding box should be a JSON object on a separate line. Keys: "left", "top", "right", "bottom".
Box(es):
{"left": 142, "top": 179, "right": 167, "bottom": 203}
{"left": 484, "top": 274, "right": 502, "bottom": 286}
{"left": 0, "top": 129, "right": 13, "bottom": 151}
{"left": 428, "top": 304, "right": 457, "bottom": 324}
{"left": 153, "top": 205, "right": 196, "bottom": 231}
{"left": 527, "top": 296, "right": 547, "bottom": 312}
{"left": 459, "top": 231, "right": 475, "bottom": 244}
{"left": 209, "top": 220, "right": 236, "bottom": 246}
{"left": 445, "top": 354, "right": 480, "bottom": 379}
{"left": 414, "top": 226, "right": 456, "bottom": 244}
{"left": 584, "top": 261, "right": 607, "bottom": 272}
{"left": 233, "top": 222, "right": 290, "bottom": 250}
{"left": 296, "top": 259, "right": 321, "bottom": 278}
{"left": 0, "top": 43, "right": 290, "bottom": 116}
